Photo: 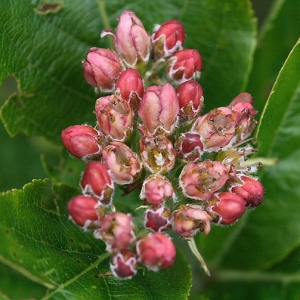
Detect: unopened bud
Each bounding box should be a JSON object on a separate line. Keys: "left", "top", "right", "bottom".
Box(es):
{"left": 82, "top": 47, "right": 122, "bottom": 92}
{"left": 81, "top": 161, "right": 114, "bottom": 206}
{"left": 176, "top": 132, "right": 203, "bottom": 161}
{"left": 172, "top": 204, "right": 212, "bottom": 238}
{"left": 144, "top": 205, "right": 172, "bottom": 232}
{"left": 176, "top": 80, "right": 204, "bottom": 120}
{"left": 151, "top": 20, "right": 185, "bottom": 58}
{"left": 115, "top": 68, "right": 144, "bottom": 110}
{"left": 101, "top": 141, "right": 142, "bottom": 185}
{"left": 138, "top": 83, "right": 179, "bottom": 135}
{"left": 137, "top": 233, "right": 176, "bottom": 271}
{"left": 179, "top": 161, "right": 229, "bottom": 201}
{"left": 67, "top": 195, "right": 104, "bottom": 230}
{"left": 110, "top": 249, "right": 138, "bottom": 279}
{"left": 61, "top": 125, "right": 102, "bottom": 160}
{"left": 94, "top": 212, "right": 135, "bottom": 251}
{"left": 166, "top": 49, "right": 202, "bottom": 84}
{"left": 140, "top": 174, "right": 174, "bottom": 205}
{"left": 95, "top": 94, "right": 133, "bottom": 142}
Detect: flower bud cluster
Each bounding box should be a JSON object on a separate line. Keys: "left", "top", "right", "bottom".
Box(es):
{"left": 62, "top": 10, "right": 264, "bottom": 279}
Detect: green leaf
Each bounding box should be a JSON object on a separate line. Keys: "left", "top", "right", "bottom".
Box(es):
{"left": 0, "top": 0, "right": 255, "bottom": 143}
{"left": 0, "top": 180, "right": 192, "bottom": 299}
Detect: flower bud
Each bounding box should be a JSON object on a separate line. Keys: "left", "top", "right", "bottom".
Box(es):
{"left": 172, "top": 204, "right": 212, "bottom": 238}
{"left": 67, "top": 195, "right": 104, "bottom": 230}
{"left": 179, "top": 161, "right": 229, "bottom": 201}
{"left": 144, "top": 205, "right": 172, "bottom": 232}
{"left": 115, "top": 68, "right": 144, "bottom": 110}
{"left": 139, "top": 133, "right": 176, "bottom": 174}
{"left": 176, "top": 80, "right": 204, "bottom": 120}
{"left": 136, "top": 233, "right": 176, "bottom": 271}
{"left": 101, "top": 141, "right": 142, "bottom": 185}
{"left": 94, "top": 212, "right": 135, "bottom": 251}
{"left": 102, "top": 10, "right": 150, "bottom": 68}
{"left": 192, "top": 107, "right": 239, "bottom": 150}
{"left": 231, "top": 175, "right": 264, "bottom": 208}
{"left": 208, "top": 192, "right": 247, "bottom": 225}
{"left": 151, "top": 20, "right": 185, "bottom": 58}
{"left": 138, "top": 83, "right": 179, "bottom": 135}
{"left": 166, "top": 49, "right": 202, "bottom": 84}
{"left": 110, "top": 249, "right": 138, "bottom": 279}
{"left": 82, "top": 47, "right": 122, "bottom": 92}
{"left": 228, "top": 92, "right": 254, "bottom": 108}
{"left": 95, "top": 94, "right": 133, "bottom": 142}
{"left": 176, "top": 133, "right": 203, "bottom": 161}
{"left": 61, "top": 125, "right": 102, "bottom": 160}
{"left": 81, "top": 161, "right": 114, "bottom": 206}
{"left": 140, "top": 174, "right": 174, "bottom": 205}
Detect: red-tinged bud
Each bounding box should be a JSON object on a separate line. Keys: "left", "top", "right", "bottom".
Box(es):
{"left": 94, "top": 212, "right": 135, "bottom": 252}
{"left": 179, "top": 161, "right": 229, "bottom": 201}
{"left": 102, "top": 10, "right": 150, "bottom": 68}
{"left": 231, "top": 101, "right": 258, "bottom": 142}
{"left": 192, "top": 107, "right": 239, "bottom": 150}
{"left": 208, "top": 192, "right": 247, "bottom": 225}
{"left": 172, "top": 204, "right": 212, "bottom": 238}
{"left": 176, "top": 80, "right": 204, "bottom": 120}
{"left": 115, "top": 68, "right": 144, "bottom": 110}
{"left": 110, "top": 249, "right": 138, "bottom": 279}
{"left": 176, "top": 133, "right": 203, "bottom": 161}
{"left": 101, "top": 141, "right": 142, "bottom": 185}
{"left": 67, "top": 195, "right": 104, "bottom": 230}
{"left": 140, "top": 174, "right": 174, "bottom": 205}
{"left": 138, "top": 83, "right": 179, "bottom": 135}
{"left": 228, "top": 92, "right": 254, "bottom": 108}
{"left": 231, "top": 175, "right": 264, "bottom": 208}
{"left": 144, "top": 205, "right": 172, "bottom": 232}
{"left": 61, "top": 125, "right": 102, "bottom": 161}
{"left": 95, "top": 94, "right": 133, "bottom": 142}
{"left": 82, "top": 47, "right": 122, "bottom": 92}
{"left": 139, "top": 133, "right": 176, "bottom": 174}
{"left": 81, "top": 161, "right": 114, "bottom": 206}
{"left": 136, "top": 233, "right": 176, "bottom": 271}
{"left": 166, "top": 49, "right": 202, "bottom": 84}
{"left": 151, "top": 20, "right": 185, "bottom": 58}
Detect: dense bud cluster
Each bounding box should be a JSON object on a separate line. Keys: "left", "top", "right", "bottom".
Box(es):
{"left": 62, "top": 10, "right": 264, "bottom": 279}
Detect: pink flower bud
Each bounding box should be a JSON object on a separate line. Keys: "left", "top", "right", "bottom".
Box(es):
{"left": 140, "top": 175, "right": 174, "bottom": 205}
{"left": 81, "top": 161, "right": 114, "bottom": 206}
{"left": 151, "top": 20, "right": 185, "bottom": 58}
{"left": 144, "top": 205, "right": 172, "bottom": 232}
{"left": 136, "top": 233, "right": 176, "bottom": 271}
{"left": 115, "top": 68, "right": 144, "bottom": 110}
{"left": 110, "top": 249, "right": 138, "bottom": 279}
{"left": 176, "top": 80, "right": 204, "bottom": 120}
{"left": 172, "top": 204, "right": 212, "bottom": 238}
{"left": 231, "top": 175, "right": 264, "bottom": 208}
{"left": 61, "top": 125, "right": 102, "bottom": 160}
{"left": 192, "top": 107, "right": 239, "bottom": 150}
{"left": 82, "top": 47, "right": 122, "bottom": 92}
{"left": 94, "top": 212, "right": 135, "bottom": 251}
{"left": 208, "top": 192, "right": 247, "bottom": 225}
{"left": 176, "top": 133, "right": 203, "bottom": 161}
{"left": 138, "top": 83, "right": 179, "bottom": 135}
{"left": 101, "top": 141, "right": 142, "bottom": 185}
{"left": 228, "top": 92, "right": 254, "bottom": 108}
{"left": 179, "top": 161, "right": 229, "bottom": 201}
{"left": 67, "top": 195, "right": 104, "bottom": 230}
{"left": 166, "top": 49, "right": 202, "bottom": 84}
{"left": 95, "top": 94, "right": 133, "bottom": 142}
{"left": 102, "top": 10, "right": 150, "bottom": 67}
{"left": 139, "top": 133, "right": 176, "bottom": 174}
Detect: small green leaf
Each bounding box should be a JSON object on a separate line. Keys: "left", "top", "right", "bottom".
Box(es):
{"left": 0, "top": 180, "right": 192, "bottom": 299}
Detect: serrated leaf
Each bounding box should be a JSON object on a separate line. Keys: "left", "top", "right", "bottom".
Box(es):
{"left": 0, "top": 0, "right": 255, "bottom": 143}
{"left": 0, "top": 180, "right": 192, "bottom": 299}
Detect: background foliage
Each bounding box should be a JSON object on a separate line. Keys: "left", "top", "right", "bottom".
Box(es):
{"left": 0, "top": 0, "right": 300, "bottom": 299}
